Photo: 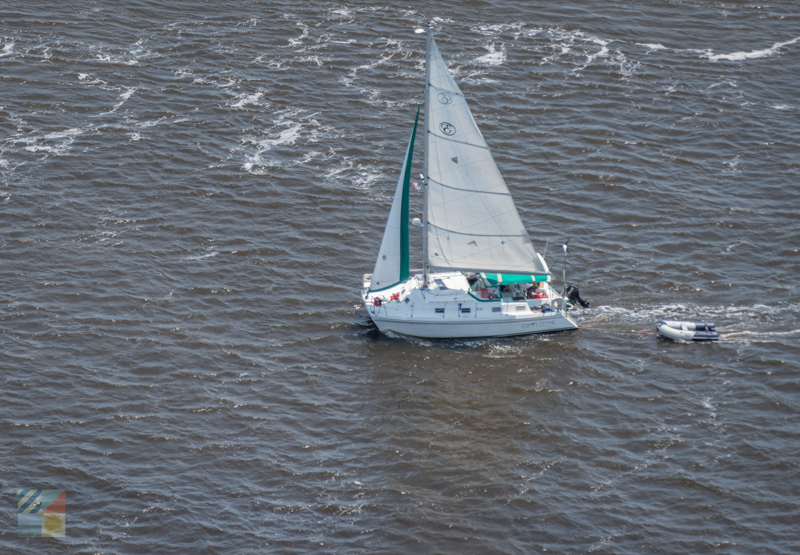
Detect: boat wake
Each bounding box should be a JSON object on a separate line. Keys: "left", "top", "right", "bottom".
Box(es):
{"left": 706, "top": 35, "right": 800, "bottom": 62}
{"left": 573, "top": 301, "right": 800, "bottom": 344}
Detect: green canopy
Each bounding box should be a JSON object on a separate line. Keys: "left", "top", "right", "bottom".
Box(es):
{"left": 480, "top": 272, "right": 550, "bottom": 286}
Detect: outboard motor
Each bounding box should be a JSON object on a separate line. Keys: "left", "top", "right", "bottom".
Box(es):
{"left": 566, "top": 284, "right": 590, "bottom": 308}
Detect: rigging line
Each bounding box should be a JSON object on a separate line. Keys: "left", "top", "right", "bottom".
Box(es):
{"left": 427, "top": 227, "right": 537, "bottom": 271}
{"left": 427, "top": 130, "right": 490, "bottom": 151}
{"left": 431, "top": 241, "right": 529, "bottom": 266}
{"left": 427, "top": 223, "right": 531, "bottom": 238}
{"left": 428, "top": 229, "right": 528, "bottom": 258}
{"left": 427, "top": 82, "right": 465, "bottom": 98}
{"left": 563, "top": 243, "right": 588, "bottom": 263}
{"left": 426, "top": 177, "right": 512, "bottom": 197}
{"left": 427, "top": 228, "right": 453, "bottom": 267}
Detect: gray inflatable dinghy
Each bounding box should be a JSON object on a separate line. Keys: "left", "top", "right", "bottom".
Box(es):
{"left": 657, "top": 320, "right": 719, "bottom": 341}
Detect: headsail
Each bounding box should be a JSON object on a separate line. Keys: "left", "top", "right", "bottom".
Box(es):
{"left": 369, "top": 108, "right": 420, "bottom": 292}
{"left": 424, "top": 38, "right": 547, "bottom": 276}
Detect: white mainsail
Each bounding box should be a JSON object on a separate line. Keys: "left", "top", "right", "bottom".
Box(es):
{"left": 369, "top": 110, "right": 419, "bottom": 292}
{"left": 424, "top": 38, "right": 547, "bottom": 276}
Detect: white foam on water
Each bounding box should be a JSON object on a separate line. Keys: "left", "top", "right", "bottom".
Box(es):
{"left": 241, "top": 107, "right": 336, "bottom": 172}
{"left": 474, "top": 22, "right": 528, "bottom": 39}
{"left": 300, "top": 151, "right": 331, "bottom": 165}
{"left": 476, "top": 23, "right": 507, "bottom": 35}
{"left": 298, "top": 55, "right": 324, "bottom": 66}
{"left": 127, "top": 38, "right": 157, "bottom": 61}
{"left": 110, "top": 87, "right": 136, "bottom": 113}
{"left": 701, "top": 396, "right": 717, "bottom": 422}
{"left": 723, "top": 329, "right": 800, "bottom": 338}
{"left": 706, "top": 36, "right": 800, "bottom": 61}
{"left": 184, "top": 250, "right": 218, "bottom": 261}
{"left": 486, "top": 343, "right": 524, "bottom": 358}
{"left": 262, "top": 124, "right": 301, "bottom": 148}
{"left": 639, "top": 43, "right": 666, "bottom": 51}
{"left": 174, "top": 68, "right": 194, "bottom": 79}
{"left": 288, "top": 23, "right": 310, "bottom": 47}
{"left": 324, "top": 158, "right": 353, "bottom": 180}
{"left": 230, "top": 92, "right": 263, "bottom": 108}
{"left": 95, "top": 53, "right": 139, "bottom": 65}
{"left": 352, "top": 165, "right": 383, "bottom": 190}
{"left": 76, "top": 72, "right": 108, "bottom": 86}
{"left": 577, "top": 37, "right": 611, "bottom": 73}
{"left": 328, "top": 7, "right": 353, "bottom": 19}
{"left": 44, "top": 128, "right": 84, "bottom": 141}
{"left": 722, "top": 155, "right": 741, "bottom": 175}
{"left": 136, "top": 117, "right": 168, "bottom": 128}
{"left": 615, "top": 51, "right": 640, "bottom": 79}
{"left": 242, "top": 124, "right": 302, "bottom": 171}
{"left": 324, "top": 157, "right": 384, "bottom": 192}
{"left": 256, "top": 57, "right": 286, "bottom": 71}
{"left": 540, "top": 29, "right": 617, "bottom": 75}
{"left": 475, "top": 43, "right": 506, "bottom": 66}
{"left": 0, "top": 42, "right": 14, "bottom": 57}
{"left": 708, "top": 80, "right": 738, "bottom": 90}
{"left": 772, "top": 104, "right": 793, "bottom": 111}
{"left": 20, "top": 127, "right": 85, "bottom": 155}
{"left": 348, "top": 53, "right": 396, "bottom": 81}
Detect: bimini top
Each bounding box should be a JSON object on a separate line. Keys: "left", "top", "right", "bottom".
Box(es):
{"left": 480, "top": 272, "right": 550, "bottom": 286}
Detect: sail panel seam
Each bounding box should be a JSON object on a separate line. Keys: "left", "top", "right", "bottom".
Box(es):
{"left": 428, "top": 223, "right": 531, "bottom": 238}
{"left": 427, "top": 130, "right": 490, "bottom": 150}
{"left": 427, "top": 177, "right": 512, "bottom": 197}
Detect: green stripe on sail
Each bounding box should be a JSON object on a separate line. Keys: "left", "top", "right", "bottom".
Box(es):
{"left": 480, "top": 273, "right": 550, "bottom": 285}
{"left": 399, "top": 106, "right": 420, "bottom": 282}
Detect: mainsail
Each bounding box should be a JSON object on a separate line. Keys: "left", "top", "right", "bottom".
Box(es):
{"left": 424, "top": 38, "right": 547, "bottom": 276}
{"left": 369, "top": 108, "right": 419, "bottom": 292}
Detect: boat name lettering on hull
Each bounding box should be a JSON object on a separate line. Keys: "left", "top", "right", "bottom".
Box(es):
{"left": 522, "top": 320, "right": 555, "bottom": 329}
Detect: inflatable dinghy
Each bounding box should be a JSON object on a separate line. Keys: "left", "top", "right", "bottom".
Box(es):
{"left": 657, "top": 321, "right": 719, "bottom": 341}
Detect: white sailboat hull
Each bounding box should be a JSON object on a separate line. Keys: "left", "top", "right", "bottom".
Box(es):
{"left": 368, "top": 312, "right": 577, "bottom": 339}
{"left": 363, "top": 272, "right": 578, "bottom": 339}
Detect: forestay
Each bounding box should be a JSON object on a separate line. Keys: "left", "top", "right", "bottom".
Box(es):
{"left": 425, "top": 38, "right": 546, "bottom": 276}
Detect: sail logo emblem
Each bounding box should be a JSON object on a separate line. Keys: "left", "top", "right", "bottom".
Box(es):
{"left": 18, "top": 489, "right": 66, "bottom": 537}
{"left": 439, "top": 122, "right": 456, "bottom": 136}
{"left": 437, "top": 92, "right": 453, "bottom": 105}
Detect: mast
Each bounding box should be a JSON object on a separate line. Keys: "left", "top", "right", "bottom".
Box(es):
{"left": 422, "top": 22, "right": 432, "bottom": 287}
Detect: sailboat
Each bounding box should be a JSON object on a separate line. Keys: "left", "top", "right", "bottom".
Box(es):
{"left": 361, "top": 25, "right": 579, "bottom": 339}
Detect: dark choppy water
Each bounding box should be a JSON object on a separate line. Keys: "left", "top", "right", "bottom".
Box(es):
{"left": 2, "top": 1, "right": 799, "bottom": 553}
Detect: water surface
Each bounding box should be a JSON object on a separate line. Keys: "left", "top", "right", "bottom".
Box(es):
{"left": 1, "top": 1, "right": 799, "bottom": 553}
